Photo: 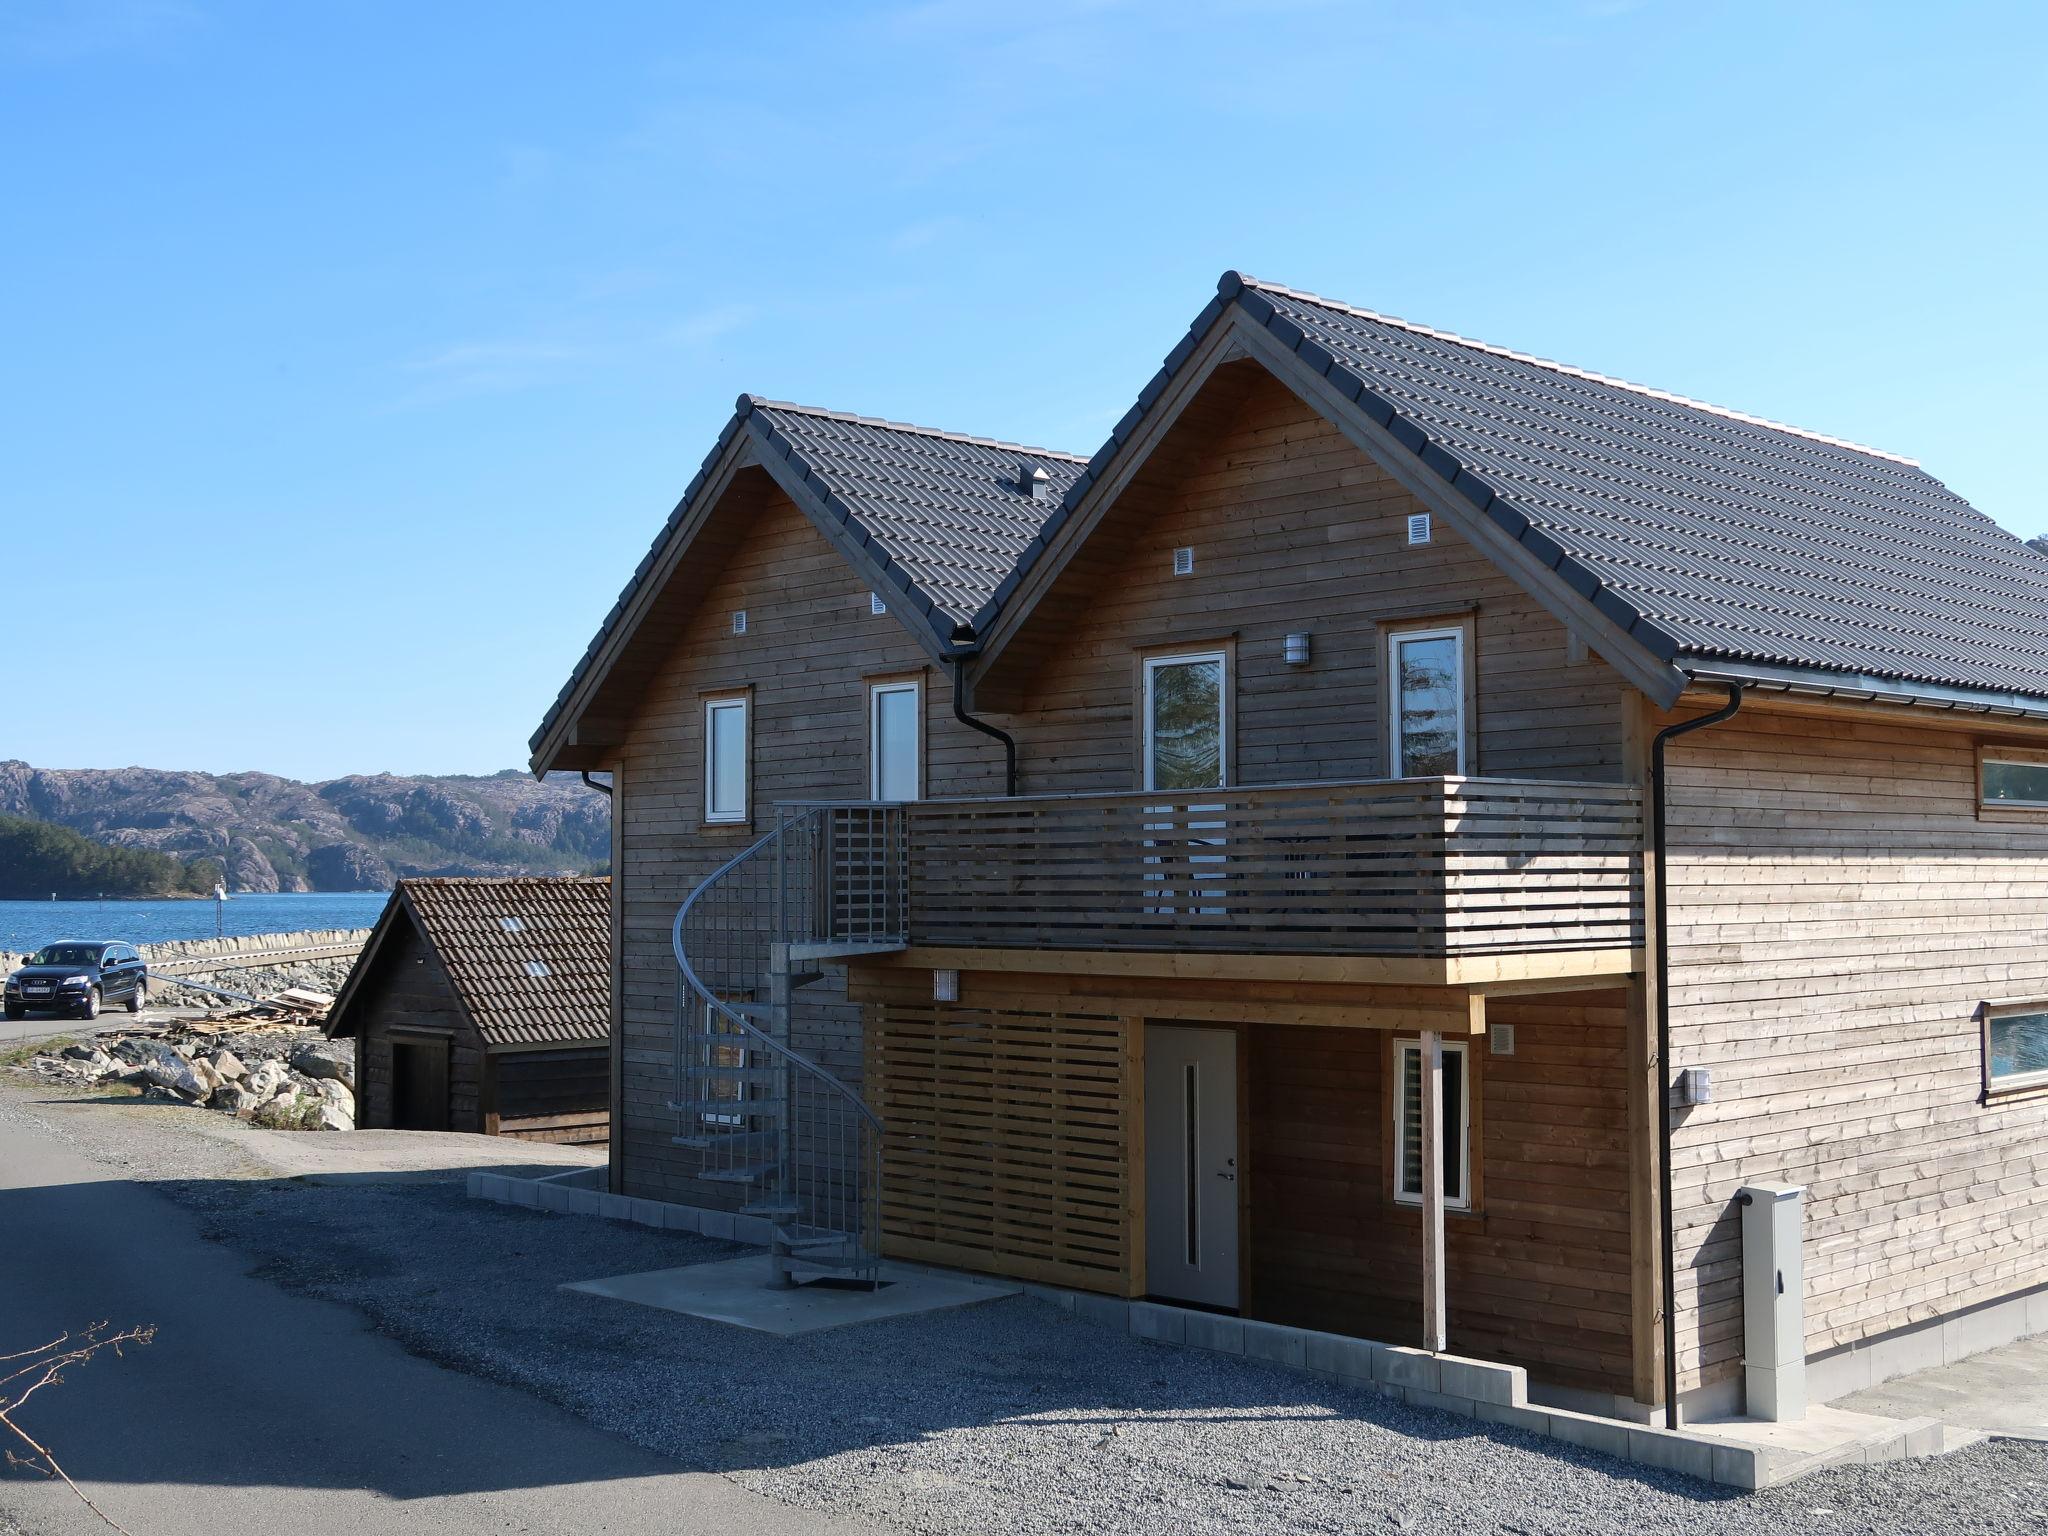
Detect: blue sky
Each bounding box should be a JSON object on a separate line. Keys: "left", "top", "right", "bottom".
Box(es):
{"left": 7, "top": 0, "right": 2045, "bottom": 780}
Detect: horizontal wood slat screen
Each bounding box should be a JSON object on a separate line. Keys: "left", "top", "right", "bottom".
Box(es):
{"left": 867, "top": 999, "right": 1138, "bottom": 1294}
{"left": 901, "top": 778, "right": 1643, "bottom": 957}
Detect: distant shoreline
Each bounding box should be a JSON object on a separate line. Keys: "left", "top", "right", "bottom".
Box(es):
{"left": 6, "top": 890, "right": 394, "bottom": 903}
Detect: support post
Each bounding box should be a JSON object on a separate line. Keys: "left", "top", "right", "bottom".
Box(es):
{"left": 1420, "top": 1028, "right": 1447, "bottom": 1353}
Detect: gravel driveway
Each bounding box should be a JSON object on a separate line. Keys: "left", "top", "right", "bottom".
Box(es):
{"left": 8, "top": 1082, "right": 2048, "bottom": 1536}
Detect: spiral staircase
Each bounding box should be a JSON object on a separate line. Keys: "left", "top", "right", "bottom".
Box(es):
{"left": 668, "top": 804, "right": 904, "bottom": 1286}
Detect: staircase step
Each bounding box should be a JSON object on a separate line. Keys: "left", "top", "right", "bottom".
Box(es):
{"left": 666, "top": 1099, "right": 785, "bottom": 1118}
{"left": 697, "top": 1162, "right": 780, "bottom": 1186}
{"left": 671, "top": 1128, "right": 780, "bottom": 1151}
{"left": 740, "top": 1198, "right": 802, "bottom": 1219}
{"left": 667, "top": 1066, "right": 789, "bottom": 1086}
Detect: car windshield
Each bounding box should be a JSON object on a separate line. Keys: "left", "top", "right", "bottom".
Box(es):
{"left": 26, "top": 944, "right": 103, "bottom": 967}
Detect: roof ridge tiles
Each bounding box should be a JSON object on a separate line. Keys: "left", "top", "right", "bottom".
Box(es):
{"left": 1225, "top": 272, "right": 1921, "bottom": 469}
{"left": 739, "top": 394, "right": 1087, "bottom": 464}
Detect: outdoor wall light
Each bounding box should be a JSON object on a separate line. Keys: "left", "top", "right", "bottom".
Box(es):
{"left": 1284, "top": 632, "right": 1312, "bottom": 666}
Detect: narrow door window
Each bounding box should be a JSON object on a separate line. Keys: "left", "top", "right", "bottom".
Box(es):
{"left": 870, "top": 681, "right": 921, "bottom": 801}
{"left": 1144, "top": 652, "right": 1226, "bottom": 791}
{"left": 1388, "top": 627, "right": 1466, "bottom": 777}
{"left": 704, "top": 697, "right": 748, "bottom": 822}
{"left": 1394, "top": 1039, "right": 1471, "bottom": 1210}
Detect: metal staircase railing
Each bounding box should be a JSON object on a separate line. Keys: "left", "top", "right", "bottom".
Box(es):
{"left": 668, "top": 803, "right": 905, "bottom": 1286}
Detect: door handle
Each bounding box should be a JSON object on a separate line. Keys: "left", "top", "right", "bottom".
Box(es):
{"left": 1216, "top": 1171, "right": 1236, "bottom": 1182}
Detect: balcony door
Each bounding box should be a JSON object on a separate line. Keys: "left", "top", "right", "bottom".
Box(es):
{"left": 1144, "top": 1025, "right": 1240, "bottom": 1308}
{"left": 1143, "top": 651, "right": 1228, "bottom": 914}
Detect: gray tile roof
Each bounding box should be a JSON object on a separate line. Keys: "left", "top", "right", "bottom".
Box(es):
{"left": 747, "top": 399, "right": 1086, "bottom": 630}
{"left": 328, "top": 877, "right": 610, "bottom": 1050}
{"left": 530, "top": 398, "right": 1081, "bottom": 759}
{"left": 1210, "top": 274, "right": 2048, "bottom": 704}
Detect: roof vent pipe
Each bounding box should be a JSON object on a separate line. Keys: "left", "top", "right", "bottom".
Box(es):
{"left": 1019, "top": 464, "right": 1051, "bottom": 500}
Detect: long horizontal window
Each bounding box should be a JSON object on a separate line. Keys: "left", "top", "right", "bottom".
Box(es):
{"left": 1981, "top": 753, "right": 2048, "bottom": 809}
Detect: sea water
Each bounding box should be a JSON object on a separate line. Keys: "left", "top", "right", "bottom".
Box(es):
{"left": 0, "top": 891, "right": 390, "bottom": 952}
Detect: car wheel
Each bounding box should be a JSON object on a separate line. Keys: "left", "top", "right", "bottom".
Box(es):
{"left": 81, "top": 987, "right": 100, "bottom": 1021}
{"left": 128, "top": 978, "right": 146, "bottom": 1014}
{"left": 3, "top": 1000, "right": 21, "bottom": 1022}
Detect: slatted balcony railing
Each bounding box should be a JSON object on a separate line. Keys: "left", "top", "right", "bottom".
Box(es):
{"left": 889, "top": 777, "right": 1644, "bottom": 958}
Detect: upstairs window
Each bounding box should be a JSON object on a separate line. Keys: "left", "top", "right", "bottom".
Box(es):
{"left": 704, "top": 696, "right": 748, "bottom": 823}
{"left": 1387, "top": 625, "right": 1467, "bottom": 777}
{"left": 1984, "top": 1005, "right": 2048, "bottom": 1096}
{"left": 870, "top": 680, "right": 922, "bottom": 801}
{"left": 1394, "top": 1038, "right": 1471, "bottom": 1210}
{"left": 1979, "top": 745, "right": 2048, "bottom": 817}
{"left": 1144, "top": 651, "right": 1227, "bottom": 791}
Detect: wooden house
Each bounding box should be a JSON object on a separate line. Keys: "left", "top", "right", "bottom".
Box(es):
{"left": 326, "top": 877, "right": 610, "bottom": 1146}
{"left": 529, "top": 272, "right": 2048, "bottom": 1424}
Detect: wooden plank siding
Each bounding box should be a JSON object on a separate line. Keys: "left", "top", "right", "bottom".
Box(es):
{"left": 1245, "top": 991, "right": 1636, "bottom": 1395}
{"left": 493, "top": 1047, "right": 609, "bottom": 1146}
{"left": 1661, "top": 705, "right": 2048, "bottom": 1401}
{"left": 990, "top": 371, "right": 1634, "bottom": 793}
{"left": 353, "top": 921, "right": 485, "bottom": 1134}
{"left": 613, "top": 485, "right": 1010, "bottom": 1207}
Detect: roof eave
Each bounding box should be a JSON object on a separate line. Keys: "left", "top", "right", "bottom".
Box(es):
{"left": 1680, "top": 658, "right": 2048, "bottom": 721}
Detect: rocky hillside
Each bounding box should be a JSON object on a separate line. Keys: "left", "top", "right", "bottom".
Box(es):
{"left": 0, "top": 762, "right": 610, "bottom": 893}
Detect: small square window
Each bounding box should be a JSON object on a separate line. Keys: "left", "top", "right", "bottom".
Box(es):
{"left": 1984, "top": 1006, "right": 2048, "bottom": 1095}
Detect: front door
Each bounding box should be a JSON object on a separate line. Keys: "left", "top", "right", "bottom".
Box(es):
{"left": 391, "top": 1038, "right": 451, "bottom": 1132}
{"left": 1144, "top": 1025, "right": 1240, "bottom": 1308}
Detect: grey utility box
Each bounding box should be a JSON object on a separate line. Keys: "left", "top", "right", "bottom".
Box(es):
{"left": 1739, "top": 1183, "right": 1807, "bottom": 1421}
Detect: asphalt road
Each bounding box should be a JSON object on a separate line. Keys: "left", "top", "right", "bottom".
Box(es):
{"left": 0, "top": 1112, "right": 868, "bottom": 1536}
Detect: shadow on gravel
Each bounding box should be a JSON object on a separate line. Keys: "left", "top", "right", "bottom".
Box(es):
{"left": 133, "top": 1169, "right": 1731, "bottom": 1496}
{"left": 10, "top": 1144, "right": 2048, "bottom": 1536}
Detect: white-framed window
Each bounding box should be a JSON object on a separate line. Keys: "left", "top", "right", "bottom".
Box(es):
{"left": 1388, "top": 626, "right": 1466, "bottom": 777}
{"left": 1983, "top": 1005, "right": 2048, "bottom": 1096}
{"left": 869, "top": 680, "right": 921, "bottom": 801}
{"left": 1393, "top": 1038, "right": 1471, "bottom": 1211}
{"left": 1143, "top": 650, "right": 1227, "bottom": 792}
{"left": 1979, "top": 746, "right": 2048, "bottom": 812}
{"left": 703, "top": 696, "right": 748, "bottom": 823}
{"left": 701, "top": 999, "right": 747, "bottom": 1127}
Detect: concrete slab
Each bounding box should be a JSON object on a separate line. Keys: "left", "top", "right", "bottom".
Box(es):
{"left": 1833, "top": 1330, "right": 2048, "bottom": 1441}
{"left": 563, "top": 1255, "right": 1019, "bottom": 1337}
{"left": 1690, "top": 1402, "right": 1911, "bottom": 1459}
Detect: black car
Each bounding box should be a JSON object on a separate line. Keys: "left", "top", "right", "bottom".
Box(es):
{"left": 3, "top": 941, "right": 148, "bottom": 1021}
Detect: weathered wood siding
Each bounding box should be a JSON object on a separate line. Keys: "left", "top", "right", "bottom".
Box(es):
{"left": 493, "top": 1047, "right": 609, "bottom": 1146}
{"left": 1245, "top": 991, "right": 1636, "bottom": 1394}
{"left": 1002, "top": 373, "right": 1633, "bottom": 792}
{"left": 614, "top": 482, "right": 1005, "bottom": 1205}
{"left": 1664, "top": 707, "right": 2048, "bottom": 1399}
{"left": 353, "top": 922, "right": 484, "bottom": 1134}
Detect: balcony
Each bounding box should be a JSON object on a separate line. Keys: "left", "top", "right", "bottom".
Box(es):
{"left": 796, "top": 778, "right": 1644, "bottom": 967}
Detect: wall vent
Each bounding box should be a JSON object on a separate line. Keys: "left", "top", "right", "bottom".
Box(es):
{"left": 732, "top": 609, "right": 748, "bottom": 635}
{"left": 1172, "top": 546, "right": 1195, "bottom": 576}
{"left": 870, "top": 591, "right": 887, "bottom": 615}
{"left": 1489, "top": 1021, "right": 1515, "bottom": 1057}
{"left": 1407, "top": 513, "right": 1432, "bottom": 546}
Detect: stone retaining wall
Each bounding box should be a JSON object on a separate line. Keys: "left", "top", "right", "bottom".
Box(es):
{"left": 2, "top": 928, "right": 372, "bottom": 976}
